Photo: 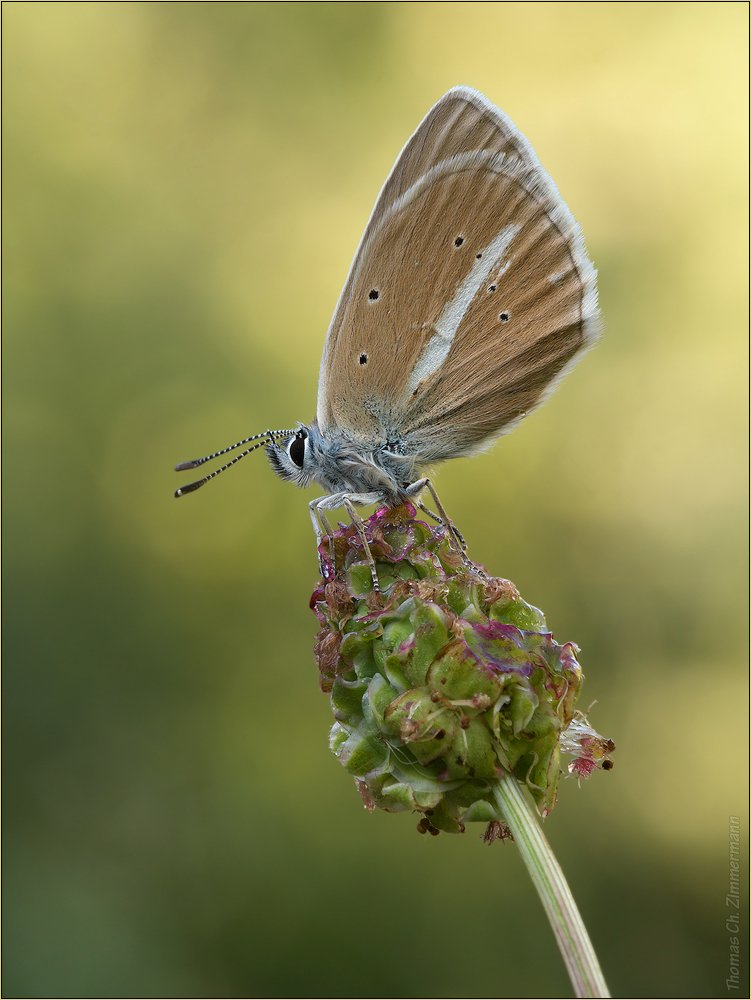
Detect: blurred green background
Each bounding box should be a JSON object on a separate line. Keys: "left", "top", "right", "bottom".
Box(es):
{"left": 3, "top": 2, "right": 747, "bottom": 997}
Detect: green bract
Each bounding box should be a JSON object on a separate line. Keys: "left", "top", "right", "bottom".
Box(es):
{"left": 312, "top": 503, "right": 611, "bottom": 835}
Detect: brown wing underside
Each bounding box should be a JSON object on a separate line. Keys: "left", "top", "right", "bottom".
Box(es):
{"left": 317, "top": 88, "right": 598, "bottom": 460}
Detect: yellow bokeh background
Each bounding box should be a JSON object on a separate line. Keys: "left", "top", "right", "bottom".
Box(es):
{"left": 4, "top": 3, "right": 747, "bottom": 997}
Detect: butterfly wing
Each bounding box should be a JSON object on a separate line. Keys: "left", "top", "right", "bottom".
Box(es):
{"left": 316, "top": 86, "right": 599, "bottom": 462}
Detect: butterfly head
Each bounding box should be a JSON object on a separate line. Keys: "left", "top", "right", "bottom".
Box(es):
{"left": 266, "top": 421, "right": 422, "bottom": 504}
{"left": 265, "top": 427, "right": 319, "bottom": 488}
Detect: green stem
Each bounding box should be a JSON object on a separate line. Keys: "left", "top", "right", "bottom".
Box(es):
{"left": 491, "top": 774, "right": 610, "bottom": 999}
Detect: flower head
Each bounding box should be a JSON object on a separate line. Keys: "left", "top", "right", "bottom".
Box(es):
{"left": 312, "top": 503, "right": 613, "bottom": 834}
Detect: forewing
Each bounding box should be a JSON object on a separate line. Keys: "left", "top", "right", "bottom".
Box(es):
{"left": 317, "top": 86, "right": 599, "bottom": 458}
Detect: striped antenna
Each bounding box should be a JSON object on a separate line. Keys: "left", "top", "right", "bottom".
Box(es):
{"left": 174, "top": 428, "right": 294, "bottom": 497}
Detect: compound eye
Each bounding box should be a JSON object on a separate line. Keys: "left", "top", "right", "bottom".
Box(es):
{"left": 288, "top": 431, "right": 306, "bottom": 468}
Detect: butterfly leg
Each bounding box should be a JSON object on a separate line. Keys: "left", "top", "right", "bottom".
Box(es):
{"left": 318, "top": 509, "right": 337, "bottom": 575}
{"left": 406, "top": 478, "right": 482, "bottom": 574}
{"left": 341, "top": 496, "right": 381, "bottom": 593}
{"left": 311, "top": 492, "right": 384, "bottom": 591}
{"left": 309, "top": 500, "right": 345, "bottom": 580}
{"left": 414, "top": 501, "right": 468, "bottom": 551}
{"left": 308, "top": 500, "right": 331, "bottom": 578}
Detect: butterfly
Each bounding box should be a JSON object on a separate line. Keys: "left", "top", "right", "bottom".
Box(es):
{"left": 176, "top": 86, "right": 600, "bottom": 588}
